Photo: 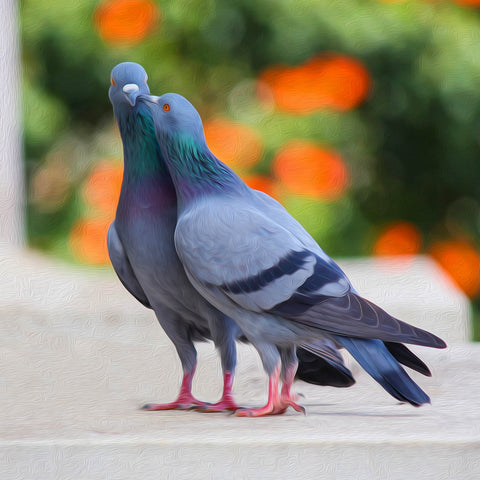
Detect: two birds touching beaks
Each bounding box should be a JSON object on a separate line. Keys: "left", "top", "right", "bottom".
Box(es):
{"left": 107, "top": 62, "right": 446, "bottom": 417}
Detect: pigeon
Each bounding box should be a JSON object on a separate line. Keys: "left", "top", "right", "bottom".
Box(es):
{"left": 108, "top": 62, "right": 241, "bottom": 411}
{"left": 107, "top": 62, "right": 355, "bottom": 412}
{"left": 139, "top": 91, "right": 446, "bottom": 417}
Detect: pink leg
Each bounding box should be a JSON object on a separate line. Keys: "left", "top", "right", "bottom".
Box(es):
{"left": 236, "top": 363, "right": 305, "bottom": 417}
{"left": 280, "top": 363, "right": 305, "bottom": 414}
{"left": 196, "top": 371, "right": 241, "bottom": 412}
{"left": 235, "top": 364, "right": 281, "bottom": 417}
{"left": 142, "top": 370, "right": 208, "bottom": 411}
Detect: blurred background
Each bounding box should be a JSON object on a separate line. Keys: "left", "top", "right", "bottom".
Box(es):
{"left": 20, "top": 0, "right": 480, "bottom": 337}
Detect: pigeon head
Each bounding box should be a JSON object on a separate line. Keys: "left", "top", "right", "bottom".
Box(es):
{"left": 139, "top": 92, "right": 245, "bottom": 200}
{"left": 109, "top": 62, "right": 150, "bottom": 111}
{"left": 139, "top": 93, "right": 207, "bottom": 147}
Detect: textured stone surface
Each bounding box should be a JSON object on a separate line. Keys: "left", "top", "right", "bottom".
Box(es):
{"left": 0, "top": 332, "right": 478, "bottom": 479}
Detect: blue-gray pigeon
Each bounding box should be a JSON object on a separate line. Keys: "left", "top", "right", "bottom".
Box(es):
{"left": 106, "top": 62, "right": 356, "bottom": 412}
{"left": 139, "top": 91, "right": 446, "bottom": 417}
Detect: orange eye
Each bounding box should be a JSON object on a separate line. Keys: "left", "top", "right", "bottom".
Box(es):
{"left": 111, "top": 76, "right": 116, "bottom": 86}
{"left": 163, "top": 103, "right": 170, "bottom": 111}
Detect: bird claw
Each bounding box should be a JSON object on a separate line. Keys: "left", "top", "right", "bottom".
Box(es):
{"left": 141, "top": 396, "right": 209, "bottom": 411}
{"left": 293, "top": 403, "right": 306, "bottom": 415}
{"left": 193, "top": 397, "right": 240, "bottom": 413}
{"left": 282, "top": 396, "right": 306, "bottom": 415}
{"left": 235, "top": 405, "right": 283, "bottom": 417}
{"left": 234, "top": 399, "right": 305, "bottom": 417}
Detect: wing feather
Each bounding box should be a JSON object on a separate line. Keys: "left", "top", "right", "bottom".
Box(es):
{"left": 107, "top": 222, "right": 151, "bottom": 309}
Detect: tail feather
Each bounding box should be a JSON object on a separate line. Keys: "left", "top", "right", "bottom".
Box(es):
{"left": 384, "top": 342, "right": 431, "bottom": 377}
{"left": 335, "top": 336, "right": 430, "bottom": 406}
{"left": 277, "top": 292, "right": 447, "bottom": 349}
{"left": 296, "top": 340, "right": 355, "bottom": 388}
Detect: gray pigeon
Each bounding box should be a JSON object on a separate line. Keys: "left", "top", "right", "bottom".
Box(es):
{"left": 139, "top": 91, "right": 446, "bottom": 417}
{"left": 107, "top": 62, "right": 356, "bottom": 412}
{"left": 108, "top": 62, "right": 241, "bottom": 411}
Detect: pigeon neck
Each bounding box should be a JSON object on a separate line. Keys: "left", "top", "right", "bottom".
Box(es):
{"left": 116, "top": 107, "right": 170, "bottom": 185}
{"left": 161, "top": 133, "right": 245, "bottom": 207}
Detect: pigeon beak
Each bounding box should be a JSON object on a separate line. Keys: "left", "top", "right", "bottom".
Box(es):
{"left": 123, "top": 83, "right": 140, "bottom": 107}
{"left": 138, "top": 94, "right": 161, "bottom": 105}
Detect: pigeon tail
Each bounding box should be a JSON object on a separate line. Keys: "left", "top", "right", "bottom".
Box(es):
{"left": 384, "top": 342, "right": 431, "bottom": 377}
{"left": 334, "top": 336, "right": 431, "bottom": 406}
{"left": 296, "top": 344, "right": 355, "bottom": 387}
{"left": 278, "top": 292, "right": 447, "bottom": 349}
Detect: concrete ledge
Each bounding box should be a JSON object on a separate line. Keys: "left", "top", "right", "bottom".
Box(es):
{"left": 2, "top": 440, "right": 479, "bottom": 480}
{"left": 0, "top": 330, "right": 478, "bottom": 479}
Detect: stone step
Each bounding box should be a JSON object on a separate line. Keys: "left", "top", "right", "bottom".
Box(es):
{"left": 0, "top": 327, "right": 478, "bottom": 480}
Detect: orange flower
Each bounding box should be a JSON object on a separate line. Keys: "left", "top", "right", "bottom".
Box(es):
{"left": 454, "top": 0, "right": 480, "bottom": 7}
{"left": 430, "top": 239, "right": 480, "bottom": 298}
{"left": 94, "top": 0, "right": 160, "bottom": 45}
{"left": 259, "top": 54, "right": 370, "bottom": 114}
{"left": 204, "top": 118, "right": 264, "bottom": 171}
{"left": 272, "top": 140, "right": 349, "bottom": 200}
{"left": 70, "top": 218, "right": 111, "bottom": 265}
{"left": 242, "top": 173, "right": 279, "bottom": 199}
{"left": 373, "top": 222, "right": 422, "bottom": 256}
{"left": 83, "top": 160, "right": 123, "bottom": 219}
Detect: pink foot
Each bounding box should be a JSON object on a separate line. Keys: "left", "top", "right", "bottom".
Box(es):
{"left": 235, "top": 363, "right": 305, "bottom": 417}
{"left": 278, "top": 388, "right": 305, "bottom": 414}
{"left": 235, "top": 399, "right": 305, "bottom": 417}
{"left": 196, "top": 396, "right": 240, "bottom": 413}
{"left": 142, "top": 393, "right": 209, "bottom": 411}
{"left": 195, "top": 371, "right": 240, "bottom": 412}
{"left": 280, "top": 361, "right": 305, "bottom": 414}
{"left": 235, "top": 404, "right": 281, "bottom": 417}
{"left": 275, "top": 386, "right": 304, "bottom": 414}
{"left": 142, "top": 370, "right": 208, "bottom": 411}
{"left": 279, "top": 398, "right": 306, "bottom": 415}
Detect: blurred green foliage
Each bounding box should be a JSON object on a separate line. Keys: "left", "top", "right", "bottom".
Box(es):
{"left": 21, "top": 0, "right": 480, "bottom": 333}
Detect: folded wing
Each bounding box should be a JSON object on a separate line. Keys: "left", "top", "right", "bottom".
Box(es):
{"left": 177, "top": 200, "right": 445, "bottom": 349}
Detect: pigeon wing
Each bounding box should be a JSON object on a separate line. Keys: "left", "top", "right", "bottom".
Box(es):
{"left": 107, "top": 222, "right": 151, "bottom": 309}
{"left": 175, "top": 200, "right": 350, "bottom": 314}
{"left": 176, "top": 200, "right": 445, "bottom": 349}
